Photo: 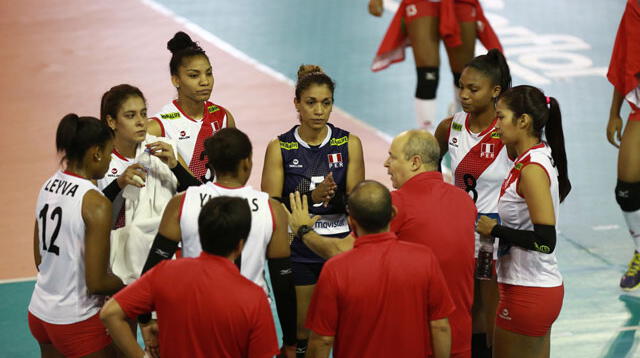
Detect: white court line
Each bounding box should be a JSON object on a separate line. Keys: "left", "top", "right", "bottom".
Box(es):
{"left": 140, "top": 0, "right": 393, "bottom": 143}
{"left": 0, "top": 276, "right": 35, "bottom": 284}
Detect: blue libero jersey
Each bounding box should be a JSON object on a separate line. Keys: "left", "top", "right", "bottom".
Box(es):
{"left": 279, "top": 124, "right": 351, "bottom": 262}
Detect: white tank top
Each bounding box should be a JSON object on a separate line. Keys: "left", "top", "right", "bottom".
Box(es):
{"left": 448, "top": 112, "right": 512, "bottom": 256}
{"left": 151, "top": 100, "right": 228, "bottom": 182}
{"left": 179, "top": 182, "right": 274, "bottom": 293}
{"left": 497, "top": 143, "right": 562, "bottom": 287}
{"left": 29, "top": 171, "right": 105, "bottom": 324}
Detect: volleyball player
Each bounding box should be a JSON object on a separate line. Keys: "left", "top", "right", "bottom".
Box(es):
{"left": 261, "top": 65, "right": 365, "bottom": 357}
{"left": 28, "top": 114, "right": 124, "bottom": 357}
{"left": 148, "top": 31, "right": 236, "bottom": 183}
{"left": 477, "top": 86, "right": 571, "bottom": 358}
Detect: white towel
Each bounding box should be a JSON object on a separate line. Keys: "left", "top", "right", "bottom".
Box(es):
{"left": 110, "top": 135, "right": 178, "bottom": 284}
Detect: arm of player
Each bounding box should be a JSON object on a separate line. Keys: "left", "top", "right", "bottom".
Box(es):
{"left": 100, "top": 299, "right": 146, "bottom": 358}
{"left": 477, "top": 164, "right": 557, "bottom": 253}
{"left": 83, "top": 190, "right": 124, "bottom": 295}
{"left": 306, "top": 332, "right": 334, "bottom": 358}
{"left": 146, "top": 118, "right": 163, "bottom": 137}
{"left": 284, "top": 191, "right": 354, "bottom": 258}
{"left": 429, "top": 318, "right": 451, "bottom": 358}
{"left": 266, "top": 199, "right": 297, "bottom": 348}
{"left": 434, "top": 117, "right": 452, "bottom": 161}
{"left": 607, "top": 87, "right": 625, "bottom": 148}
{"left": 33, "top": 220, "right": 41, "bottom": 270}
{"left": 346, "top": 134, "right": 365, "bottom": 194}
{"left": 225, "top": 109, "right": 236, "bottom": 128}
{"left": 261, "top": 139, "right": 285, "bottom": 199}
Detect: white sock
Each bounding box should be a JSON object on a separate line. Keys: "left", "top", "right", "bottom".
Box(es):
{"left": 415, "top": 98, "right": 437, "bottom": 133}
{"left": 448, "top": 87, "right": 462, "bottom": 116}
{"left": 623, "top": 209, "right": 640, "bottom": 251}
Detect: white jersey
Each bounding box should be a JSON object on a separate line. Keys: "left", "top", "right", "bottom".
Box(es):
{"left": 497, "top": 143, "right": 562, "bottom": 287}
{"left": 151, "top": 100, "right": 228, "bottom": 182}
{"left": 448, "top": 112, "right": 512, "bottom": 256}
{"left": 626, "top": 85, "right": 640, "bottom": 107}
{"left": 96, "top": 135, "right": 176, "bottom": 227}
{"left": 179, "top": 182, "right": 274, "bottom": 292}
{"left": 29, "top": 171, "right": 105, "bottom": 324}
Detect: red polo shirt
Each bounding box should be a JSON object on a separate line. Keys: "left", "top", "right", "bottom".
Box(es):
{"left": 114, "top": 253, "right": 279, "bottom": 358}
{"left": 305, "top": 232, "right": 455, "bottom": 357}
{"left": 391, "top": 171, "right": 476, "bottom": 357}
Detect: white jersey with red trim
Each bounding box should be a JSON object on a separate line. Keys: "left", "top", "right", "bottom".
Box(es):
{"left": 179, "top": 182, "right": 274, "bottom": 293}
{"left": 96, "top": 135, "right": 176, "bottom": 227}
{"left": 29, "top": 171, "right": 105, "bottom": 324}
{"left": 448, "top": 112, "right": 512, "bottom": 256}
{"left": 151, "top": 100, "right": 228, "bottom": 181}
{"left": 497, "top": 143, "right": 562, "bottom": 287}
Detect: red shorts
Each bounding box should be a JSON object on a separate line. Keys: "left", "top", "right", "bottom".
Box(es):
{"left": 495, "top": 283, "right": 564, "bottom": 336}
{"left": 629, "top": 102, "right": 640, "bottom": 121}
{"left": 28, "top": 312, "right": 112, "bottom": 358}
{"left": 403, "top": 0, "right": 476, "bottom": 23}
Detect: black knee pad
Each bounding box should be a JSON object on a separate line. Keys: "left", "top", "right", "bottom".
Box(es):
{"left": 453, "top": 71, "right": 461, "bottom": 88}
{"left": 416, "top": 66, "right": 439, "bottom": 99}
{"left": 616, "top": 180, "right": 640, "bottom": 212}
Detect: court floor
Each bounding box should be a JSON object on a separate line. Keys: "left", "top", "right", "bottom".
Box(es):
{"left": 0, "top": 0, "right": 637, "bottom": 356}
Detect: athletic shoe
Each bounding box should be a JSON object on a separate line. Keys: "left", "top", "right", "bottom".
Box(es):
{"left": 620, "top": 251, "right": 640, "bottom": 291}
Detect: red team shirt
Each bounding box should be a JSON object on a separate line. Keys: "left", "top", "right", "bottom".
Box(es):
{"left": 390, "top": 171, "right": 477, "bottom": 357}
{"left": 305, "top": 232, "right": 455, "bottom": 358}
{"left": 114, "top": 253, "right": 279, "bottom": 358}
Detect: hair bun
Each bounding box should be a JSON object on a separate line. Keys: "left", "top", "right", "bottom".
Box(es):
{"left": 297, "top": 64, "right": 324, "bottom": 81}
{"left": 167, "top": 31, "right": 196, "bottom": 54}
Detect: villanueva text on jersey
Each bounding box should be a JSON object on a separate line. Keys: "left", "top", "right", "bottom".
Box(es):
{"left": 199, "top": 193, "right": 259, "bottom": 212}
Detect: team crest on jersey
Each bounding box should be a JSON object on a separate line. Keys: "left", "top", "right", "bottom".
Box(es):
{"left": 480, "top": 143, "right": 495, "bottom": 159}
{"left": 328, "top": 153, "right": 343, "bottom": 168}
{"left": 179, "top": 130, "right": 191, "bottom": 140}
{"left": 289, "top": 158, "right": 303, "bottom": 169}
{"left": 160, "top": 112, "right": 180, "bottom": 120}
{"left": 449, "top": 137, "right": 459, "bottom": 148}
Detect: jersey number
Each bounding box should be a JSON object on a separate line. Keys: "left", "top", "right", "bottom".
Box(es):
{"left": 463, "top": 174, "right": 478, "bottom": 203}
{"left": 38, "top": 204, "right": 62, "bottom": 256}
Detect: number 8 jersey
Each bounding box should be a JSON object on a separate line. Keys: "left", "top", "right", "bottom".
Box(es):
{"left": 448, "top": 112, "right": 512, "bottom": 215}
{"left": 29, "top": 171, "right": 105, "bottom": 324}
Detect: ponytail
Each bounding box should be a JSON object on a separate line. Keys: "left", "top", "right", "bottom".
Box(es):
{"left": 294, "top": 64, "right": 336, "bottom": 100}
{"left": 465, "top": 48, "right": 512, "bottom": 94}
{"left": 167, "top": 31, "right": 208, "bottom": 76}
{"left": 499, "top": 86, "right": 572, "bottom": 202}
{"left": 545, "top": 97, "right": 571, "bottom": 202}
{"left": 56, "top": 113, "right": 113, "bottom": 164}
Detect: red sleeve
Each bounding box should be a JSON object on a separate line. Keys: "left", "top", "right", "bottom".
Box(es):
{"left": 305, "top": 264, "right": 339, "bottom": 336}
{"left": 425, "top": 253, "right": 456, "bottom": 321}
{"left": 248, "top": 290, "right": 280, "bottom": 358}
{"left": 113, "top": 267, "right": 157, "bottom": 319}
{"left": 390, "top": 191, "right": 405, "bottom": 235}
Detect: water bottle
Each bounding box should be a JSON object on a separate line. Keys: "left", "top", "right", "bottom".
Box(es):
{"left": 476, "top": 235, "right": 494, "bottom": 280}
{"left": 122, "top": 148, "right": 151, "bottom": 200}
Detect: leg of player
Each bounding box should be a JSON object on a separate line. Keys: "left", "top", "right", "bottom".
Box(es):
{"left": 406, "top": 16, "right": 440, "bottom": 133}
{"left": 617, "top": 119, "right": 640, "bottom": 291}
{"left": 295, "top": 284, "right": 315, "bottom": 358}
{"left": 39, "top": 344, "right": 64, "bottom": 358}
{"left": 445, "top": 20, "right": 477, "bottom": 116}
{"left": 493, "top": 326, "right": 550, "bottom": 358}
{"left": 472, "top": 277, "right": 497, "bottom": 358}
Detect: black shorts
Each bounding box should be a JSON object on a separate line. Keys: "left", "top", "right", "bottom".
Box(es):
{"left": 292, "top": 261, "right": 325, "bottom": 286}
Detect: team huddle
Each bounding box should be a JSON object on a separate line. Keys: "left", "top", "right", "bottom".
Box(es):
{"left": 26, "top": 0, "right": 640, "bottom": 357}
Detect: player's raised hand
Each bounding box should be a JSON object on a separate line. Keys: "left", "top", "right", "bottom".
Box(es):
{"left": 282, "top": 191, "right": 320, "bottom": 235}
